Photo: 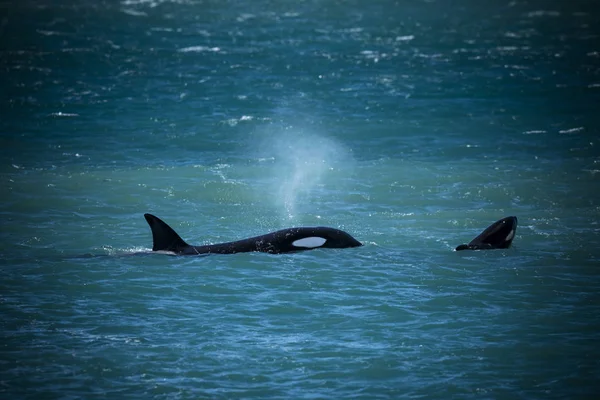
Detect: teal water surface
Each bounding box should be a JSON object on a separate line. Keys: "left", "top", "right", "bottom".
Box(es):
{"left": 1, "top": 0, "right": 600, "bottom": 398}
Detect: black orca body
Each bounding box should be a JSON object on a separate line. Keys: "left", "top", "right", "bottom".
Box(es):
{"left": 455, "top": 216, "right": 518, "bottom": 251}
{"left": 144, "top": 214, "right": 362, "bottom": 255}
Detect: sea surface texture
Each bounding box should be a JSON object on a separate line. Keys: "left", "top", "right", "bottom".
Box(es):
{"left": 1, "top": 0, "right": 599, "bottom": 398}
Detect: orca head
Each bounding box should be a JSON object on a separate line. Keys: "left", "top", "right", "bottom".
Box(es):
{"left": 286, "top": 227, "right": 363, "bottom": 251}
{"left": 455, "top": 216, "right": 518, "bottom": 251}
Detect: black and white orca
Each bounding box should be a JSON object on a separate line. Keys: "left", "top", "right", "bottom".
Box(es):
{"left": 455, "top": 216, "right": 518, "bottom": 251}
{"left": 144, "top": 213, "right": 362, "bottom": 255}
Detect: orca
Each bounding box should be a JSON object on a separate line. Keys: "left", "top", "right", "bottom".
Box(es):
{"left": 455, "top": 216, "right": 518, "bottom": 251}
{"left": 144, "top": 213, "right": 363, "bottom": 255}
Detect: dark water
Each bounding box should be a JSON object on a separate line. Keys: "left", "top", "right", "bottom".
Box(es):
{"left": 1, "top": 0, "right": 600, "bottom": 398}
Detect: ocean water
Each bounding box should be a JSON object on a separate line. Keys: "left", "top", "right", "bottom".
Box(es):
{"left": 2, "top": 0, "right": 600, "bottom": 398}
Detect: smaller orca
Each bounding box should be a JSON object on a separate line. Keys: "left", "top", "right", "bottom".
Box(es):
{"left": 144, "top": 213, "right": 363, "bottom": 255}
{"left": 455, "top": 216, "right": 518, "bottom": 251}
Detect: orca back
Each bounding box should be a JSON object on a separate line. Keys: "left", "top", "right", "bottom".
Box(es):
{"left": 144, "top": 214, "right": 362, "bottom": 255}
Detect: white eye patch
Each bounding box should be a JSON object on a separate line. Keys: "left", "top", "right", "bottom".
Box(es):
{"left": 292, "top": 237, "right": 327, "bottom": 248}
{"left": 505, "top": 229, "right": 515, "bottom": 241}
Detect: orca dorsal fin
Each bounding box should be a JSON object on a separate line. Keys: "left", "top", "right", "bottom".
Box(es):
{"left": 144, "top": 213, "right": 190, "bottom": 252}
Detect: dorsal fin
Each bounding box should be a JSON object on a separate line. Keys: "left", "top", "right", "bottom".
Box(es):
{"left": 144, "top": 214, "right": 190, "bottom": 252}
